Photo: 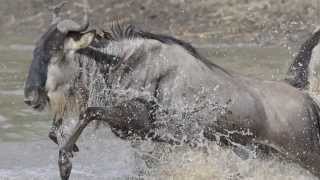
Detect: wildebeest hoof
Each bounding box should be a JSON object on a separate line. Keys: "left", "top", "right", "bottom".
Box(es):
{"left": 72, "top": 144, "right": 79, "bottom": 152}
{"left": 58, "top": 149, "right": 73, "bottom": 180}
{"left": 48, "top": 131, "right": 58, "bottom": 144}
{"left": 48, "top": 131, "right": 79, "bottom": 152}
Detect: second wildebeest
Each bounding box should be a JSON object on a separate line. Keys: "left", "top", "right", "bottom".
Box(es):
{"left": 24, "top": 9, "right": 320, "bottom": 180}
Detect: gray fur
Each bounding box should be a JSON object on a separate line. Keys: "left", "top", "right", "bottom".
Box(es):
{"left": 24, "top": 23, "right": 320, "bottom": 179}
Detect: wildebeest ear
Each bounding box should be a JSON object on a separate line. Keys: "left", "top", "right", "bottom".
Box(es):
{"left": 76, "top": 30, "right": 96, "bottom": 49}
{"left": 65, "top": 30, "right": 96, "bottom": 50}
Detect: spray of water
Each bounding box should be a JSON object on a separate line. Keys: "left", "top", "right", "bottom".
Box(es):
{"left": 61, "top": 52, "right": 318, "bottom": 179}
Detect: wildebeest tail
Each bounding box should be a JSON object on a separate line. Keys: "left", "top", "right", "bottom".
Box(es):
{"left": 285, "top": 27, "right": 320, "bottom": 90}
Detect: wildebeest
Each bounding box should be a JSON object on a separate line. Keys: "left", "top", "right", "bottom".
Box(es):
{"left": 24, "top": 3, "right": 320, "bottom": 180}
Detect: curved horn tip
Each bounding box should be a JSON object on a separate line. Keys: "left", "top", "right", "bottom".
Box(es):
{"left": 56, "top": 0, "right": 90, "bottom": 33}
{"left": 48, "top": 1, "right": 68, "bottom": 11}
{"left": 314, "top": 26, "right": 320, "bottom": 34}
{"left": 49, "top": 1, "right": 68, "bottom": 25}
{"left": 57, "top": 19, "right": 89, "bottom": 34}
{"left": 56, "top": 12, "right": 89, "bottom": 33}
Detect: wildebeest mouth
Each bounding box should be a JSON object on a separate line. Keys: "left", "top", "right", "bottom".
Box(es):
{"left": 24, "top": 99, "right": 47, "bottom": 111}
{"left": 31, "top": 102, "right": 46, "bottom": 111}
{"left": 24, "top": 91, "right": 49, "bottom": 111}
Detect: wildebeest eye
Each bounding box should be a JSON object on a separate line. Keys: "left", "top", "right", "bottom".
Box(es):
{"left": 49, "top": 48, "right": 61, "bottom": 55}
{"left": 50, "top": 44, "right": 64, "bottom": 53}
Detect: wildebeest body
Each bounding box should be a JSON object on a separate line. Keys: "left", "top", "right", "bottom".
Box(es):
{"left": 117, "top": 38, "right": 320, "bottom": 154}
{"left": 24, "top": 18, "right": 320, "bottom": 179}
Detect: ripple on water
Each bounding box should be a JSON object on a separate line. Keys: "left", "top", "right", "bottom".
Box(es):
{"left": 1, "top": 124, "right": 13, "bottom": 129}
{"left": 0, "top": 114, "right": 12, "bottom": 129}
{"left": 0, "top": 128, "right": 317, "bottom": 180}
{"left": 5, "top": 132, "right": 24, "bottom": 139}
{"left": 0, "top": 114, "right": 8, "bottom": 122}
{"left": 0, "top": 129, "right": 145, "bottom": 180}
{"left": 0, "top": 89, "right": 23, "bottom": 96}
{"left": 19, "top": 108, "right": 48, "bottom": 116}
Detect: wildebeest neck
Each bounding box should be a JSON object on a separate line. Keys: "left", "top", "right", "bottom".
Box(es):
{"left": 77, "top": 47, "right": 119, "bottom": 66}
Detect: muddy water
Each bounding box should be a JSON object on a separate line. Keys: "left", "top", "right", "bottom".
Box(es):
{"left": 0, "top": 45, "right": 317, "bottom": 180}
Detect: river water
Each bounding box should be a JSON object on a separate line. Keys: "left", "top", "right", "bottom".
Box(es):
{"left": 0, "top": 44, "right": 317, "bottom": 180}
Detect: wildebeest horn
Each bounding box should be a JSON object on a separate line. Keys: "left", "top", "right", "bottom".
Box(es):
{"left": 48, "top": 1, "right": 67, "bottom": 25}
{"left": 57, "top": 14, "right": 89, "bottom": 33}
{"left": 57, "top": 0, "right": 89, "bottom": 33}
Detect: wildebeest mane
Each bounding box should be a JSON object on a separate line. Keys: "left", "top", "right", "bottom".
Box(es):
{"left": 104, "top": 22, "right": 230, "bottom": 74}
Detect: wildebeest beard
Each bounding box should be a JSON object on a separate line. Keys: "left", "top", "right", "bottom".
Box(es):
{"left": 47, "top": 47, "right": 118, "bottom": 123}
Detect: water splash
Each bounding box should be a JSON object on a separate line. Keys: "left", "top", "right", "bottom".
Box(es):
{"left": 65, "top": 63, "right": 317, "bottom": 180}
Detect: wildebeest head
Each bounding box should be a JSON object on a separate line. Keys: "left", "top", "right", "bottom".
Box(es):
{"left": 23, "top": 10, "right": 95, "bottom": 111}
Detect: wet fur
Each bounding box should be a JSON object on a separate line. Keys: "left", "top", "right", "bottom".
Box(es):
{"left": 25, "top": 22, "right": 320, "bottom": 178}
{"left": 45, "top": 23, "right": 204, "bottom": 118}
{"left": 46, "top": 51, "right": 92, "bottom": 120}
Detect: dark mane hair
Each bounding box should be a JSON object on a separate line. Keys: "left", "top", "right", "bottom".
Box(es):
{"left": 104, "top": 23, "right": 230, "bottom": 74}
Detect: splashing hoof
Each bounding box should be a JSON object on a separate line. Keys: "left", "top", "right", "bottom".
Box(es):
{"left": 58, "top": 149, "right": 73, "bottom": 180}
{"left": 48, "top": 131, "right": 79, "bottom": 152}
{"left": 48, "top": 131, "right": 58, "bottom": 145}
{"left": 72, "top": 144, "right": 79, "bottom": 152}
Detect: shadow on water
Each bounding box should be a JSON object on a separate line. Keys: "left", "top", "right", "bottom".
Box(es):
{"left": 0, "top": 43, "right": 317, "bottom": 179}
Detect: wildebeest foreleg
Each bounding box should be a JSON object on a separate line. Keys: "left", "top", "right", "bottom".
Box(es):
{"left": 57, "top": 107, "right": 115, "bottom": 180}
{"left": 58, "top": 99, "right": 154, "bottom": 180}
{"left": 48, "top": 115, "right": 61, "bottom": 145}
{"left": 49, "top": 115, "right": 79, "bottom": 152}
